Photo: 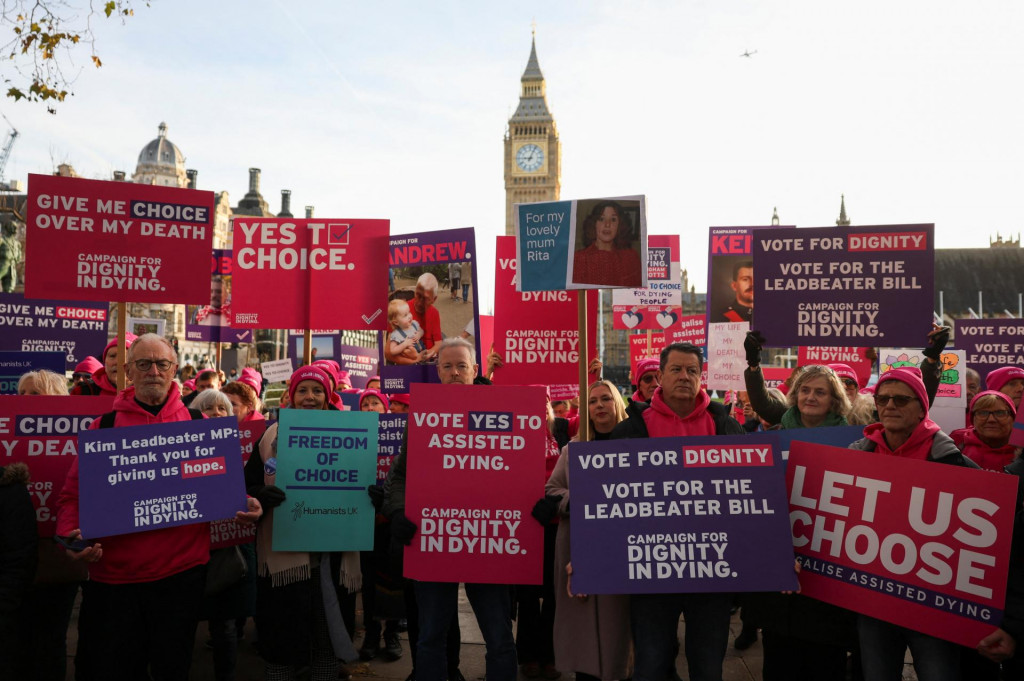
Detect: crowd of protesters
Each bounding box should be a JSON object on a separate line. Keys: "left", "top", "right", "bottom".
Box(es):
{"left": 2, "top": 324, "right": 1024, "bottom": 681}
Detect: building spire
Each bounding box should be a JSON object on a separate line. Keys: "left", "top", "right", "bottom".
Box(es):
{"left": 771, "top": 206, "right": 780, "bottom": 226}
{"left": 836, "top": 194, "right": 850, "bottom": 226}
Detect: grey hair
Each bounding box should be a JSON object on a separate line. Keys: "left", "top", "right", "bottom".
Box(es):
{"left": 190, "top": 388, "right": 234, "bottom": 416}
{"left": 126, "top": 333, "right": 178, "bottom": 364}
{"left": 437, "top": 337, "right": 476, "bottom": 363}
{"left": 416, "top": 272, "right": 439, "bottom": 294}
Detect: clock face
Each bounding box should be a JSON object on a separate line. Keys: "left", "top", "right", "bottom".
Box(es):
{"left": 516, "top": 144, "right": 544, "bottom": 172}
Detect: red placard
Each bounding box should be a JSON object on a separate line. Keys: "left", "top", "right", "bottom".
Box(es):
{"left": 798, "top": 346, "right": 873, "bottom": 387}
{"left": 669, "top": 314, "right": 706, "bottom": 347}
{"left": 629, "top": 332, "right": 665, "bottom": 377}
{"left": 0, "top": 395, "right": 112, "bottom": 535}
{"left": 231, "top": 218, "right": 390, "bottom": 330}
{"left": 493, "top": 236, "right": 598, "bottom": 387}
{"left": 787, "top": 441, "right": 1016, "bottom": 647}
{"left": 25, "top": 174, "right": 215, "bottom": 303}
{"left": 404, "top": 384, "right": 546, "bottom": 583}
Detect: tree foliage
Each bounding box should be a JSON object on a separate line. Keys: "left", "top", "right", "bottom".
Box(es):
{"left": 1, "top": 1, "right": 144, "bottom": 113}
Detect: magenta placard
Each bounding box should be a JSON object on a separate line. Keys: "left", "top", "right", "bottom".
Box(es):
{"left": 612, "top": 235, "right": 682, "bottom": 330}
{"left": 493, "top": 236, "right": 598, "bottom": 387}
{"left": 798, "top": 346, "right": 873, "bottom": 386}
{"left": 787, "top": 441, "right": 1016, "bottom": 647}
{"left": 0, "top": 395, "right": 112, "bottom": 535}
{"left": 25, "top": 174, "right": 214, "bottom": 303}
{"left": 669, "top": 315, "right": 706, "bottom": 347}
{"left": 231, "top": 218, "right": 390, "bottom": 330}
{"left": 404, "top": 384, "right": 547, "bottom": 584}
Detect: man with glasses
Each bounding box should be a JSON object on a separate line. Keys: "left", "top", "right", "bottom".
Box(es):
{"left": 56, "top": 333, "right": 259, "bottom": 681}
{"left": 382, "top": 337, "right": 505, "bottom": 681}
{"left": 848, "top": 367, "right": 978, "bottom": 680}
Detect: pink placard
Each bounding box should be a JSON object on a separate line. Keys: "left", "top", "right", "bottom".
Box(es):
{"left": 0, "top": 395, "right": 112, "bottom": 535}
{"left": 612, "top": 235, "right": 682, "bottom": 330}
{"left": 404, "top": 384, "right": 546, "bottom": 584}
{"left": 493, "top": 236, "right": 598, "bottom": 387}
{"left": 25, "top": 174, "right": 214, "bottom": 303}
{"left": 669, "top": 315, "right": 706, "bottom": 347}
{"left": 798, "top": 346, "right": 873, "bottom": 387}
{"left": 231, "top": 218, "right": 390, "bottom": 330}
{"left": 788, "top": 440, "right": 1016, "bottom": 647}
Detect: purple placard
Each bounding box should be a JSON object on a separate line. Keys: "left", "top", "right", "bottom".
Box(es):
{"left": 377, "top": 413, "right": 406, "bottom": 482}
{"left": 77, "top": 416, "right": 247, "bottom": 537}
{"left": 0, "top": 351, "right": 66, "bottom": 394}
{"left": 288, "top": 331, "right": 343, "bottom": 363}
{"left": 753, "top": 225, "right": 934, "bottom": 346}
{"left": 338, "top": 343, "right": 379, "bottom": 389}
{"left": 568, "top": 433, "right": 797, "bottom": 594}
{"left": 0, "top": 292, "right": 108, "bottom": 371}
{"left": 381, "top": 228, "right": 480, "bottom": 393}
{"left": 953, "top": 318, "right": 1024, "bottom": 389}
{"left": 185, "top": 250, "right": 253, "bottom": 344}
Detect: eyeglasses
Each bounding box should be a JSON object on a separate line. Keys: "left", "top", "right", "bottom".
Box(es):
{"left": 439, "top": 363, "right": 471, "bottom": 374}
{"left": 639, "top": 374, "right": 657, "bottom": 384}
{"left": 131, "top": 359, "right": 175, "bottom": 372}
{"left": 842, "top": 379, "right": 859, "bottom": 388}
{"left": 975, "top": 409, "right": 1012, "bottom": 421}
{"left": 874, "top": 394, "right": 917, "bottom": 408}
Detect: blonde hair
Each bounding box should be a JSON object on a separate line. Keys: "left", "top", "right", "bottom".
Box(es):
{"left": 585, "top": 380, "right": 627, "bottom": 441}
{"left": 18, "top": 370, "right": 69, "bottom": 396}
{"left": 847, "top": 394, "right": 877, "bottom": 426}
{"left": 786, "top": 365, "right": 852, "bottom": 418}
{"left": 388, "top": 298, "right": 410, "bottom": 327}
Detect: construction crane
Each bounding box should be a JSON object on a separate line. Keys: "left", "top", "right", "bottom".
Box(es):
{"left": 0, "top": 113, "right": 19, "bottom": 188}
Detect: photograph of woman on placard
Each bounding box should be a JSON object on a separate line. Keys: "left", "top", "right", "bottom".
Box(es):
{"left": 571, "top": 199, "right": 643, "bottom": 288}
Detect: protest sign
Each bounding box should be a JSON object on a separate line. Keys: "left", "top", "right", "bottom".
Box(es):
{"left": 210, "top": 412, "right": 264, "bottom": 549}
{"left": 382, "top": 228, "right": 480, "bottom": 393}
{"left": 775, "top": 425, "right": 865, "bottom": 459}
{"left": 493, "top": 236, "right": 597, "bottom": 387}
{"left": 25, "top": 173, "right": 214, "bottom": 303}
{"left": 261, "top": 358, "right": 293, "bottom": 383}
{"left": 798, "top": 346, "right": 872, "bottom": 387}
{"left": 706, "top": 226, "right": 777, "bottom": 328}
{"left": 753, "top": 225, "right": 934, "bottom": 346}
{"left": 0, "top": 351, "right": 66, "bottom": 394}
{"left": 77, "top": 416, "right": 247, "bottom": 538}
{"left": 787, "top": 440, "right": 1016, "bottom": 647}
{"left": 0, "top": 395, "right": 112, "bottom": 534}
{"left": 231, "top": 218, "right": 390, "bottom": 330}
{"left": 128, "top": 317, "right": 164, "bottom": 338}
{"left": 272, "top": 410, "right": 376, "bottom": 551}
{"left": 568, "top": 434, "right": 796, "bottom": 594}
{"left": 954, "top": 318, "right": 1024, "bottom": 388}
{"left": 338, "top": 343, "right": 379, "bottom": 389}
{"left": 288, "top": 331, "right": 341, "bottom": 364}
{"left": 378, "top": 413, "right": 406, "bottom": 483}
{"left": 671, "top": 315, "right": 706, "bottom": 347}
{"left": 612, "top": 235, "right": 681, "bottom": 330}
{"left": 515, "top": 196, "right": 648, "bottom": 291}
{"left": 404, "top": 384, "right": 546, "bottom": 583}
{"left": 707, "top": 322, "right": 748, "bottom": 391}
{"left": 185, "top": 249, "right": 252, "bottom": 343}
{"left": 629, "top": 333, "right": 665, "bottom": 377}
{"left": 0, "top": 292, "right": 108, "bottom": 371}
{"left": 478, "top": 315, "right": 494, "bottom": 362}
{"left": 879, "top": 348, "right": 968, "bottom": 432}
{"left": 761, "top": 367, "right": 792, "bottom": 391}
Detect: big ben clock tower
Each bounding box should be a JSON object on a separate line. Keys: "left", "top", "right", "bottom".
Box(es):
{"left": 504, "top": 33, "right": 561, "bottom": 236}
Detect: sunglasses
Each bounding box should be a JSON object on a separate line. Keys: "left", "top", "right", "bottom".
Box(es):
{"left": 639, "top": 374, "right": 658, "bottom": 384}
{"left": 874, "top": 394, "right": 917, "bottom": 408}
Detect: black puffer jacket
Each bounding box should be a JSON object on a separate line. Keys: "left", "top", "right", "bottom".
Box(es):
{"left": 0, "top": 463, "right": 37, "bottom": 615}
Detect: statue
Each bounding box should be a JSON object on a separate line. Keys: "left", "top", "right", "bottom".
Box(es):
{"left": 0, "top": 222, "right": 22, "bottom": 293}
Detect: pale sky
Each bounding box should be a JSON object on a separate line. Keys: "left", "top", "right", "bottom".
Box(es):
{"left": 5, "top": 0, "right": 1023, "bottom": 312}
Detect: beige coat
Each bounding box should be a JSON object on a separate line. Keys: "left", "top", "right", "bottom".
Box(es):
{"left": 546, "top": 444, "right": 632, "bottom": 680}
